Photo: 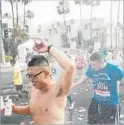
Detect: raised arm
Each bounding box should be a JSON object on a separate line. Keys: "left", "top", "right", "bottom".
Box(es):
{"left": 49, "top": 46, "right": 75, "bottom": 96}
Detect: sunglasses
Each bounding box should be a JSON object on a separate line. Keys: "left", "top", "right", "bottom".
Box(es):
{"left": 26, "top": 70, "right": 44, "bottom": 79}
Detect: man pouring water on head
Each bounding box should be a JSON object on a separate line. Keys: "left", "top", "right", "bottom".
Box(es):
{"left": 10, "top": 38, "right": 75, "bottom": 124}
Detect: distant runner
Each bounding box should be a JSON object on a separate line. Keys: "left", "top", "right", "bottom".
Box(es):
{"left": 76, "top": 52, "right": 124, "bottom": 124}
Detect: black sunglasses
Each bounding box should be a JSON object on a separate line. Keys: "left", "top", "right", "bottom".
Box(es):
{"left": 26, "top": 71, "right": 44, "bottom": 79}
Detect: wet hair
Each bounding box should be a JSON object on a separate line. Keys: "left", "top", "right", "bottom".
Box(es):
{"left": 90, "top": 52, "right": 104, "bottom": 61}
{"left": 28, "top": 55, "right": 49, "bottom": 67}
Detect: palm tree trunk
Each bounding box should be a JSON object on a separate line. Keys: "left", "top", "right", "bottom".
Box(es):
{"left": 24, "top": 2, "right": 26, "bottom": 27}
{"left": 62, "top": 0, "right": 67, "bottom": 46}
{"left": 0, "top": 0, "right": 5, "bottom": 63}
{"left": 80, "top": 2, "right": 83, "bottom": 47}
{"left": 10, "top": 0, "right": 15, "bottom": 29}
{"left": 116, "top": 0, "right": 121, "bottom": 49}
{"left": 90, "top": 5, "right": 93, "bottom": 43}
{"left": 110, "top": 0, "right": 113, "bottom": 49}
{"left": 16, "top": 0, "right": 19, "bottom": 24}
{"left": 63, "top": 13, "right": 67, "bottom": 45}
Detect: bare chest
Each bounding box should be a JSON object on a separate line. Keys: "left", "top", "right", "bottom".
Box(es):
{"left": 30, "top": 90, "right": 52, "bottom": 114}
{"left": 29, "top": 89, "right": 66, "bottom": 116}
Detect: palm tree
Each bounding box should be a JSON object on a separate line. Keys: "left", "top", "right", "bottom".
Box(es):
{"left": 85, "top": 0, "right": 101, "bottom": 42}
{"left": 74, "top": 0, "right": 101, "bottom": 46}
{"left": 110, "top": 0, "right": 113, "bottom": 49}
{"left": 26, "top": 10, "right": 34, "bottom": 20}
{"left": 5, "top": 0, "right": 15, "bottom": 28}
{"left": 5, "top": 0, "right": 22, "bottom": 26}
{"left": 0, "top": 0, "right": 5, "bottom": 63}
{"left": 16, "top": 0, "right": 19, "bottom": 24}
{"left": 115, "top": 0, "right": 121, "bottom": 49}
{"left": 74, "top": 0, "right": 84, "bottom": 46}
{"left": 22, "top": 0, "right": 32, "bottom": 27}
{"left": 56, "top": 0, "right": 70, "bottom": 45}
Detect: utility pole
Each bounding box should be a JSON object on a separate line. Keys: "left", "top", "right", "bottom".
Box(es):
{"left": 0, "top": 0, "right": 5, "bottom": 64}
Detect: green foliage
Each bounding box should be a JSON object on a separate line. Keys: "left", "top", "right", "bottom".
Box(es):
{"left": 10, "top": 24, "right": 29, "bottom": 41}
{"left": 26, "top": 10, "right": 34, "bottom": 20}
{"left": 0, "top": 55, "right": 13, "bottom": 63}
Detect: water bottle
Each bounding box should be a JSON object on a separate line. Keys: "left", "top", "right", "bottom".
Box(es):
{"left": 4, "top": 98, "right": 12, "bottom": 116}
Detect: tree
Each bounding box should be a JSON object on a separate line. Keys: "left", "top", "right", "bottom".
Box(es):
{"left": 0, "top": 0, "right": 5, "bottom": 63}
{"left": 57, "top": 0, "right": 70, "bottom": 46}
{"left": 85, "top": 0, "right": 101, "bottom": 42}
{"left": 110, "top": 0, "right": 113, "bottom": 49}
{"left": 26, "top": 10, "right": 34, "bottom": 20}
{"left": 4, "top": 0, "right": 31, "bottom": 59}
{"left": 21, "top": 0, "right": 32, "bottom": 27}
{"left": 115, "top": 0, "right": 121, "bottom": 49}
{"left": 74, "top": 0, "right": 85, "bottom": 47}
{"left": 5, "top": 0, "right": 15, "bottom": 28}
{"left": 74, "top": 0, "right": 101, "bottom": 47}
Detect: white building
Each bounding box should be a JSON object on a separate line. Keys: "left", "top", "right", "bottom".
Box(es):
{"left": 3, "top": 17, "right": 123, "bottom": 50}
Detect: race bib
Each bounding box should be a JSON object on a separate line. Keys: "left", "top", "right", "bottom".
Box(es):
{"left": 94, "top": 83, "right": 110, "bottom": 101}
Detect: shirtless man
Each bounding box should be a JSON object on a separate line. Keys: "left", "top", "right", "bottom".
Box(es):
{"left": 12, "top": 40, "right": 75, "bottom": 124}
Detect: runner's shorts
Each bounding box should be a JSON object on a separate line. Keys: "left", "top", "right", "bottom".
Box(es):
{"left": 87, "top": 99, "right": 117, "bottom": 124}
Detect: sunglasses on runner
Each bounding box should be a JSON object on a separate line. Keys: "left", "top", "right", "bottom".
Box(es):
{"left": 26, "top": 70, "right": 44, "bottom": 79}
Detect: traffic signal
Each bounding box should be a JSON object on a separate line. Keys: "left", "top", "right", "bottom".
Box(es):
{"left": 4, "top": 29, "right": 8, "bottom": 38}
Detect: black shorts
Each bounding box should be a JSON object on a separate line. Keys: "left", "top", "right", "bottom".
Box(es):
{"left": 15, "top": 85, "right": 23, "bottom": 91}
{"left": 87, "top": 99, "right": 117, "bottom": 124}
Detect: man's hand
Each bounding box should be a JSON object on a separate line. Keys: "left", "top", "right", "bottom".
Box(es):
{"left": 32, "top": 38, "right": 49, "bottom": 53}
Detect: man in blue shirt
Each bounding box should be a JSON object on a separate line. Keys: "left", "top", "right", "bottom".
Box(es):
{"left": 76, "top": 52, "right": 123, "bottom": 124}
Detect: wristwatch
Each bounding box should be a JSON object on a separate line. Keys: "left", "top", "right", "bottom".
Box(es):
{"left": 47, "top": 45, "right": 54, "bottom": 52}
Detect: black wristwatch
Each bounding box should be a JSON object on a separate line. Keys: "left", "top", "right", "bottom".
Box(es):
{"left": 47, "top": 45, "right": 54, "bottom": 52}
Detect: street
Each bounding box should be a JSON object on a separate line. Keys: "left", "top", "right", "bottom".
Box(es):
{"left": 1, "top": 67, "right": 124, "bottom": 124}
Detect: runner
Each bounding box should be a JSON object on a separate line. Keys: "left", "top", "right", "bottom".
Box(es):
{"left": 76, "top": 52, "right": 124, "bottom": 124}
{"left": 10, "top": 58, "right": 24, "bottom": 99}
{"left": 11, "top": 39, "right": 75, "bottom": 124}
{"left": 75, "top": 50, "right": 85, "bottom": 70}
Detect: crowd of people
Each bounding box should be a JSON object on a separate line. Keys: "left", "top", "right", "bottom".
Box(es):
{"left": 1, "top": 38, "right": 124, "bottom": 124}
